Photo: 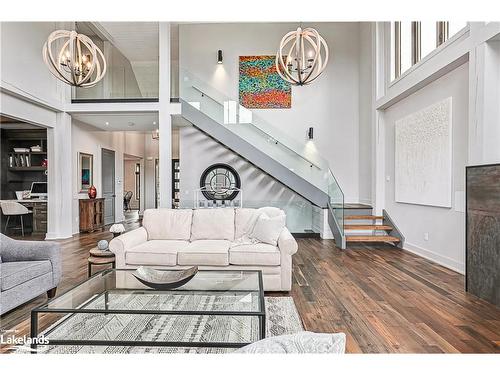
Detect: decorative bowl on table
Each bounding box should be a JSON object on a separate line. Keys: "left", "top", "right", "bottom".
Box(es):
{"left": 132, "top": 266, "right": 198, "bottom": 290}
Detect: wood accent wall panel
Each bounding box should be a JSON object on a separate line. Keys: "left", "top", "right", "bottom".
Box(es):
{"left": 466, "top": 163, "right": 500, "bottom": 307}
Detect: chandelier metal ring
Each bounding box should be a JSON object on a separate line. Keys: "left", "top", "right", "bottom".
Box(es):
{"left": 42, "top": 30, "right": 107, "bottom": 88}
{"left": 276, "top": 27, "right": 329, "bottom": 86}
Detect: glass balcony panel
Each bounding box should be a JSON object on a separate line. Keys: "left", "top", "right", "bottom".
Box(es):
{"left": 72, "top": 23, "right": 158, "bottom": 101}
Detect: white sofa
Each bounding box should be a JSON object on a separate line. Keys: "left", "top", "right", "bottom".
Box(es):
{"left": 109, "top": 207, "right": 298, "bottom": 291}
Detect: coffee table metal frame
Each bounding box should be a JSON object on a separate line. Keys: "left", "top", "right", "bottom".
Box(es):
{"left": 30, "top": 269, "right": 265, "bottom": 352}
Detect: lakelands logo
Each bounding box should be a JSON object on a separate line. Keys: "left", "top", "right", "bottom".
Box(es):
{"left": 1, "top": 329, "right": 50, "bottom": 353}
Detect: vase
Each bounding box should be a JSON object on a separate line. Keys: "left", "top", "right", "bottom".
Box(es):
{"left": 88, "top": 185, "right": 97, "bottom": 199}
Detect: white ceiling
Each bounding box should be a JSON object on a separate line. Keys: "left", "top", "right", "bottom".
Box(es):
{"left": 95, "top": 22, "right": 159, "bottom": 62}
{"left": 71, "top": 112, "right": 159, "bottom": 131}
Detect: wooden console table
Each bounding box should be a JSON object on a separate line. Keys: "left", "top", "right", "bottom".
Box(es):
{"left": 79, "top": 198, "right": 104, "bottom": 233}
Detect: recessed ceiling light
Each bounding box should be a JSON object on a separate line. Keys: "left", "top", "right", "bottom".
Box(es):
{"left": 153, "top": 121, "right": 157, "bottom": 125}
{"left": 105, "top": 122, "right": 109, "bottom": 126}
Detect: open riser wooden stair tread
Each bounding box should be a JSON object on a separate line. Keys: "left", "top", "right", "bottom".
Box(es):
{"left": 346, "top": 235, "right": 400, "bottom": 243}
{"left": 344, "top": 215, "right": 384, "bottom": 220}
{"left": 344, "top": 224, "right": 393, "bottom": 230}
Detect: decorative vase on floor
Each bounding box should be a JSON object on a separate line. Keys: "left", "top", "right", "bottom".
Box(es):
{"left": 88, "top": 185, "right": 97, "bottom": 199}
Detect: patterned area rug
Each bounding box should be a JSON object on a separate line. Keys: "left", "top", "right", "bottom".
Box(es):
{"left": 33, "top": 295, "right": 303, "bottom": 354}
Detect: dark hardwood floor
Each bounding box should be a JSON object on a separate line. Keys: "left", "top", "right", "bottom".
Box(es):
{"left": 1, "top": 225, "right": 499, "bottom": 353}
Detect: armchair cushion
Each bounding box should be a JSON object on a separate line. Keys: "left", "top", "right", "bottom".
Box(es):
{"left": 1, "top": 260, "right": 52, "bottom": 291}
{"left": 0, "top": 233, "right": 61, "bottom": 286}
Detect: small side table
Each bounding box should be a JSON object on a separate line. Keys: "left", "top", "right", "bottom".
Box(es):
{"left": 88, "top": 247, "right": 115, "bottom": 277}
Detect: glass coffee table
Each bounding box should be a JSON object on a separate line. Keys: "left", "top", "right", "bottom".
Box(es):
{"left": 30, "top": 269, "right": 265, "bottom": 352}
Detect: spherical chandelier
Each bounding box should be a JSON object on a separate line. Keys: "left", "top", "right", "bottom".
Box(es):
{"left": 42, "top": 30, "right": 107, "bottom": 88}
{"left": 276, "top": 27, "right": 329, "bottom": 86}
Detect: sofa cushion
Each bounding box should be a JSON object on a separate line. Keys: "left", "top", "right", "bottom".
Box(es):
{"left": 190, "top": 208, "right": 235, "bottom": 241}
{"left": 0, "top": 260, "right": 52, "bottom": 291}
{"left": 235, "top": 208, "right": 260, "bottom": 239}
{"left": 229, "top": 243, "right": 281, "bottom": 266}
{"left": 142, "top": 209, "right": 193, "bottom": 240}
{"left": 126, "top": 240, "right": 189, "bottom": 266}
{"left": 178, "top": 240, "right": 230, "bottom": 266}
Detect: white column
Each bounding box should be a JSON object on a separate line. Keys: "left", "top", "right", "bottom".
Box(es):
{"left": 46, "top": 112, "right": 73, "bottom": 239}
{"left": 372, "top": 23, "right": 388, "bottom": 215}
{"left": 158, "top": 22, "right": 172, "bottom": 208}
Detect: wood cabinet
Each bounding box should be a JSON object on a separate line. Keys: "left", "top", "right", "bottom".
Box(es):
{"left": 16, "top": 200, "right": 47, "bottom": 234}
{"left": 31, "top": 201, "right": 47, "bottom": 233}
{"left": 79, "top": 198, "right": 104, "bottom": 233}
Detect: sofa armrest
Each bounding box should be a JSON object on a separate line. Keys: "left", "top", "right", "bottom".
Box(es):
{"left": 278, "top": 227, "right": 298, "bottom": 256}
{"left": 0, "top": 235, "right": 62, "bottom": 285}
{"left": 109, "top": 227, "right": 148, "bottom": 266}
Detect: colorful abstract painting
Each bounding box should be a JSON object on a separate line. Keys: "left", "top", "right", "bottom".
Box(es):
{"left": 239, "top": 55, "right": 291, "bottom": 109}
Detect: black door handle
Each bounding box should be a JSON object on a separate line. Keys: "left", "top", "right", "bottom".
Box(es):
{"left": 112, "top": 194, "right": 116, "bottom": 197}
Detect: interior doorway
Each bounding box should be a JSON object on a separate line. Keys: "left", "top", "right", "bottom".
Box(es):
{"left": 0, "top": 115, "right": 48, "bottom": 238}
{"left": 123, "top": 154, "right": 142, "bottom": 222}
{"left": 101, "top": 148, "right": 116, "bottom": 225}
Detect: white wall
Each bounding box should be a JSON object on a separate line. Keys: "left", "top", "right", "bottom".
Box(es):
{"left": 382, "top": 63, "right": 469, "bottom": 273}
{"left": 179, "top": 22, "right": 367, "bottom": 202}
{"left": 0, "top": 22, "right": 62, "bottom": 107}
{"left": 179, "top": 126, "right": 313, "bottom": 232}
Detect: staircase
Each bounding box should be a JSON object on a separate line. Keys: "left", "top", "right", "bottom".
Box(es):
{"left": 343, "top": 205, "right": 404, "bottom": 247}
{"left": 179, "top": 69, "right": 403, "bottom": 250}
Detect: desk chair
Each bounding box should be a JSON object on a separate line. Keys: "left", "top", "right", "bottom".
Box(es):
{"left": 0, "top": 201, "right": 32, "bottom": 236}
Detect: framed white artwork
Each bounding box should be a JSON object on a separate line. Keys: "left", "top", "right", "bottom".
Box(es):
{"left": 395, "top": 97, "right": 452, "bottom": 208}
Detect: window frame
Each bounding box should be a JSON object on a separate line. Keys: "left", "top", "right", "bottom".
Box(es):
{"left": 390, "top": 21, "right": 469, "bottom": 84}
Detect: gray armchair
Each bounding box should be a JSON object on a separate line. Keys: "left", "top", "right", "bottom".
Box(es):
{"left": 0, "top": 233, "right": 62, "bottom": 315}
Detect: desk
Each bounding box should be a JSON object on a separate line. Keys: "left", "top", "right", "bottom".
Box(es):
{"left": 0, "top": 199, "right": 47, "bottom": 234}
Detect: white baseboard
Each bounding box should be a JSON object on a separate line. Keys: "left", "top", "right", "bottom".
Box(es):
{"left": 45, "top": 231, "right": 73, "bottom": 240}
{"left": 403, "top": 241, "right": 465, "bottom": 275}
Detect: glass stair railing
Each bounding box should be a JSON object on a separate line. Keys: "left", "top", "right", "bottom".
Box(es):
{"left": 179, "top": 68, "right": 345, "bottom": 243}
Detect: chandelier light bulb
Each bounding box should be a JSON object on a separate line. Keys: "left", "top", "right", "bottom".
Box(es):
{"left": 42, "top": 30, "right": 107, "bottom": 88}
{"left": 276, "top": 27, "right": 329, "bottom": 86}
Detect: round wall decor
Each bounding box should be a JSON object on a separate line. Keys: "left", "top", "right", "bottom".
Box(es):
{"left": 199, "top": 164, "right": 241, "bottom": 201}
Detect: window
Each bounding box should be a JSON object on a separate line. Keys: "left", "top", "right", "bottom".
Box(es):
{"left": 390, "top": 21, "right": 468, "bottom": 81}
{"left": 420, "top": 21, "right": 437, "bottom": 59}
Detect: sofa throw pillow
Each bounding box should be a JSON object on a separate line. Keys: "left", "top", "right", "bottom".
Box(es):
{"left": 250, "top": 213, "right": 286, "bottom": 246}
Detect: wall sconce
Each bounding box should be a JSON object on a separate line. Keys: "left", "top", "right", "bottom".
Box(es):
{"left": 308, "top": 127, "right": 314, "bottom": 140}
{"left": 217, "top": 50, "right": 223, "bottom": 64}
